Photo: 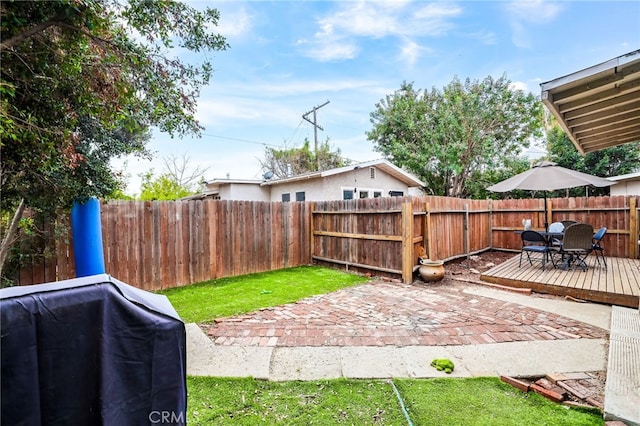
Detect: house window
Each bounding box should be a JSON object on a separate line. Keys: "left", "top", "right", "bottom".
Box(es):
{"left": 389, "top": 190, "right": 404, "bottom": 197}
{"left": 370, "top": 167, "right": 376, "bottom": 179}
{"left": 343, "top": 190, "right": 354, "bottom": 200}
{"left": 282, "top": 193, "right": 290, "bottom": 202}
{"left": 295, "top": 191, "right": 305, "bottom": 201}
{"left": 359, "top": 191, "right": 369, "bottom": 199}
{"left": 373, "top": 191, "right": 382, "bottom": 198}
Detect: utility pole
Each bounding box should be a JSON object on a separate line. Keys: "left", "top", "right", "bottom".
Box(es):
{"left": 302, "top": 100, "right": 330, "bottom": 171}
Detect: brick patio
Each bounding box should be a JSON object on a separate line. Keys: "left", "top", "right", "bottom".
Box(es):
{"left": 206, "top": 281, "right": 608, "bottom": 347}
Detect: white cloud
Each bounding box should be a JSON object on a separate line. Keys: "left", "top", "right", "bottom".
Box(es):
{"left": 399, "top": 38, "right": 433, "bottom": 66}
{"left": 466, "top": 30, "right": 498, "bottom": 45}
{"left": 505, "top": 0, "right": 563, "bottom": 23}
{"left": 319, "top": 1, "right": 461, "bottom": 38}
{"left": 297, "top": 35, "right": 359, "bottom": 62}
{"left": 411, "top": 3, "right": 463, "bottom": 35}
{"left": 195, "top": 98, "right": 299, "bottom": 127}
{"left": 509, "top": 81, "right": 529, "bottom": 92}
{"left": 300, "top": 1, "right": 462, "bottom": 61}
{"left": 254, "top": 79, "right": 377, "bottom": 96}
{"left": 209, "top": 78, "right": 379, "bottom": 99}
{"left": 504, "top": 1, "right": 564, "bottom": 48}
{"left": 215, "top": 7, "right": 252, "bottom": 38}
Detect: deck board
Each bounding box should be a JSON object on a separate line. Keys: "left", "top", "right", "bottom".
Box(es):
{"left": 481, "top": 254, "right": 640, "bottom": 308}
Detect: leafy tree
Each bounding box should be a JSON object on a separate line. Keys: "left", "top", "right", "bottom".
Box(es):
{"left": 260, "top": 138, "right": 349, "bottom": 179}
{"left": 367, "top": 77, "right": 543, "bottom": 197}
{"left": 0, "top": 0, "right": 228, "bottom": 277}
{"left": 546, "top": 123, "right": 640, "bottom": 197}
{"left": 138, "top": 171, "right": 193, "bottom": 201}
{"left": 466, "top": 156, "right": 532, "bottom": 200}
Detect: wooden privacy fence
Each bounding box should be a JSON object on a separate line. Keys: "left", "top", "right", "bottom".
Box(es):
{"left": 311, "top": 196, "right": 492, "bottom": 283}
{"left": 491, "top": 195, "right": 639, "bottom": 259}
{"left": 13, "top": 195, "right": 640, "bottom": 289}
{"left": 17, "top": 200, "right": 312, "bottom": 291}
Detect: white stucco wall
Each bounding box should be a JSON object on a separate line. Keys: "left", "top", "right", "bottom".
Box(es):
{"left": 218, "top": 183, "right": 270, "bottom": 201}
{"left": 610, "top": 180, "right": 640, "bottom": 196}
{"left": 267, "top": 167, "right": 416, "bottom": 201}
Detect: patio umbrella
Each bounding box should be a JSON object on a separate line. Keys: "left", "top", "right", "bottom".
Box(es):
{"left": 487, "top": 161, "right": 615, "bottom": 231}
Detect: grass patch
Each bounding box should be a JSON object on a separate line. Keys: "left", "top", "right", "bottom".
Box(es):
{"left": 395, "top": 377, "right": 604, "bottom": 425}
{"left": 187, "top": 377, "right": 405, "bottom": 425}
{"left": 187, "top": 377, "right": 604, "bottom": 425}
{"left": 159, "top": 265, "right": 368, "bottom": 323}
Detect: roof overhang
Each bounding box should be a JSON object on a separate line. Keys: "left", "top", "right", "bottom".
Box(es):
{"left": 540, "top": 49, "right": 640, "bottom": 155}
{"left": 607, "top": 170, "right": 640, "bottom": 183}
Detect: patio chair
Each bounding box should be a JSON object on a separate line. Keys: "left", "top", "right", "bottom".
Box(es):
{"left": 519, "top": 230, "right": 557, "bottom": 271}
{"left": 561, "top": 220, "right": 578, "bottom": 229}
{"left": 558, "top": 223, "right": 594, "bottom": 271}
{"left": 591, "top": 227, "right": 607, "bottom": 269}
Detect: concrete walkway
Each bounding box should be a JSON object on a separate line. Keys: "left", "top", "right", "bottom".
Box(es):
{"left": 185, "top": 279, "right": 637, "bottom": 423}
{"left": 605, "top": 306, "right": 640, "bottom": 425}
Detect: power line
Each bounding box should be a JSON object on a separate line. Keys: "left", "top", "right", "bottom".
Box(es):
{"left": 283, "top": 119, "right": 305, "bottom": 146}
{"left": 200, "top": 132, "right": 283, "bottom": 148}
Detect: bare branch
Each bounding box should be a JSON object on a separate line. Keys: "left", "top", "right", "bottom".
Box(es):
{"left": 162, "top": 153, "right": 210, "bottom": 189}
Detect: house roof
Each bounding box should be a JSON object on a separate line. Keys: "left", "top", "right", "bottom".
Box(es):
{"left": 540, "top": 49, "right": 640, "bottom": 155}
{"left": 259, "top": 159, "right": 425, "bottom": 187}
{"left": 203, "top": 178, "right": 264, "bottom": 186}
{"left": 607, "top": 170, "right": 640, "bottom": 183}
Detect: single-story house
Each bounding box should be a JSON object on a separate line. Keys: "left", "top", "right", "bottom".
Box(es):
{"left": 607, "top": 171, "right": 640, "bottom": 196}
{"left": 186, "top": 159, "right": 425, "bottom": 202}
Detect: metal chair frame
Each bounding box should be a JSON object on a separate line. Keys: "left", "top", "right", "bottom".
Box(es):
{"left": 591, "top": 227, "right": 607, "bottom": 269}
{"left": 519, "top": 230, "right": 557, "bottom": 271}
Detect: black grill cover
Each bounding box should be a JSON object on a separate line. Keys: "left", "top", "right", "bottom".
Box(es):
{"left": 1, "top": 274, "right": 186, "bottom": 425}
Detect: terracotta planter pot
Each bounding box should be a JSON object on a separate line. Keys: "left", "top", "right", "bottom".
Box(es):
{"left": 418, "top": 259, "right": 445, "bottom": 282}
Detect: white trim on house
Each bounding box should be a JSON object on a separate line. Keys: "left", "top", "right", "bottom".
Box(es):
{"left": 260, "top": 159, "right": 425, "bottom": 188}
{"left": 607, "top": 171, "right": 640, "bottom": 183}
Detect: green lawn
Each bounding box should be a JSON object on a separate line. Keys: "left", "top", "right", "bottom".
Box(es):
{"left": 159, "top": 265, "right": 368, "bottom": 323}
{"left": 396, "top": 377, "right": 602, "bottom": 425}
{"left": 187, "top": 377, "right": 406, "bottom": 425}
{"left": 187, "top": 376, "right": 603, "bottom": 425}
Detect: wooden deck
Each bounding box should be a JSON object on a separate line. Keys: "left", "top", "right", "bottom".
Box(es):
{"left": 480, "top": 254, "right": 640, "bottom": 308}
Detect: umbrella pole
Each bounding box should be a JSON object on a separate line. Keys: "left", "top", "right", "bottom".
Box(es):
{"left": 544, "top": 192, "right": 549, "bottom": 232}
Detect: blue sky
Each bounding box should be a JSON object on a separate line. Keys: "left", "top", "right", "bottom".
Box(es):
{"left": 115, "top": 1, "right": 640, "bottom": 195}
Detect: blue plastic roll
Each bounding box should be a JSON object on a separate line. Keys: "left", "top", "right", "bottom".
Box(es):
{"left": 71, "top": 197, "right": 106, "bottom": 277}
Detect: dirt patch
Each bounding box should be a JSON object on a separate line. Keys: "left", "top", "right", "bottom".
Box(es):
{"left": 444, "top": 251, "right": 515, "bottom": 276}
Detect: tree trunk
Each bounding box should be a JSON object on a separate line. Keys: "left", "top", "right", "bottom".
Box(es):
{"left": 0, "top": 198, "right": 26, "bottom": 279}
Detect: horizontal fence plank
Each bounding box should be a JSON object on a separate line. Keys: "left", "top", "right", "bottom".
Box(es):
{"left": 313, "top": 230, "right": 403, "bottom": 241}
